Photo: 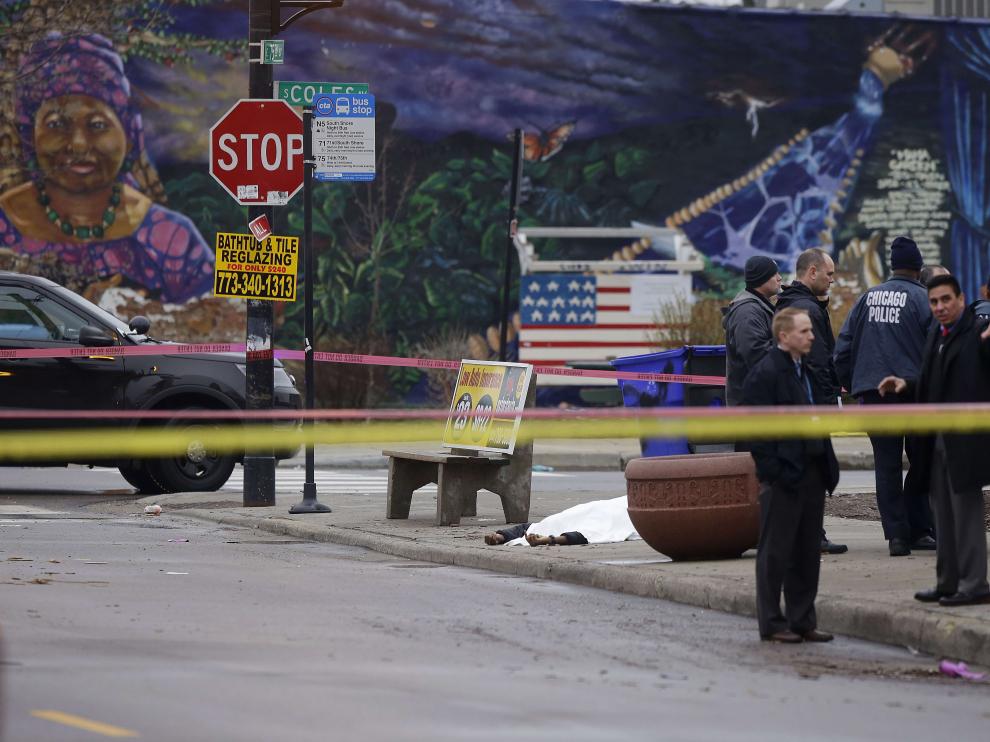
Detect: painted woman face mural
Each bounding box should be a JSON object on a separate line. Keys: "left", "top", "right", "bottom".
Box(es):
{"left": 0, "top": 33, "right": 214, "bottom": 303}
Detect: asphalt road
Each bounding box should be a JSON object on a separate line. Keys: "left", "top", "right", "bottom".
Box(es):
{"left": 1, "top": 469, "right": 988, "bottom": 741}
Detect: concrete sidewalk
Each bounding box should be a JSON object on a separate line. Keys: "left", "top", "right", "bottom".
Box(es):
{"left": 304, "top": 435, "right": 877, "bottom": 470}
{"left": 136, "top": 436, "right": 990, "bottom": 671}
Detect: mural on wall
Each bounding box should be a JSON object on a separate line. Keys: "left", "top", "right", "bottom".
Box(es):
{"left": 2, "top": 1, "right": 990, "bottom": 404}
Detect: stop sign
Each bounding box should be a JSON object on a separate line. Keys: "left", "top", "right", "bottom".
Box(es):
{"left": 209, "top": 99, "right": 304, "bottom": 206}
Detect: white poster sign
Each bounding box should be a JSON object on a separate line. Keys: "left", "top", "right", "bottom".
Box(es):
{"left": 629, "top": 274, "right": 693, "bottom": 317}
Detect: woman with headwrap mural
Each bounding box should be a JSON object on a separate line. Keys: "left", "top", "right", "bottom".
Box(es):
{"left": 0, "top": 33, "right": 213, "bottom": 303}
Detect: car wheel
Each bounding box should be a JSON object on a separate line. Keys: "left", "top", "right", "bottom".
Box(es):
{"left": 148, "top": 407, "right": 236, "bottom": 493}
{"left": 118, "top": 464, "right": 166, "bottom": 494}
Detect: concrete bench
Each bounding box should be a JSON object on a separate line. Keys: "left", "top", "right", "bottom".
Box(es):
{"left": 384, "top": 373, "right": 535, "bottom": 526}
{"left": 383, "top": 446, "right": 532, "bottom": 526}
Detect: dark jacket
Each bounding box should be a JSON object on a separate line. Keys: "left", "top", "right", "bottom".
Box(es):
{"left": 906, "top": 307, "right": 990, "bottom": 493}
{"left": 775, "top": 281, "right": 839, "bottom": 400}
{"left": 741, "top": 347, "right": 840, "bottom": 493}
{"left": 833, "top": 275, "right": 931, "bottom": 397}
{"left": 721, "top": 289, "right": 774, "bottom": 406}
{"left": 972, "top": 298, "right": 990, "bottom": 321}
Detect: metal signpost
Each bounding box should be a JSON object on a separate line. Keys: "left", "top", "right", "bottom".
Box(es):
{"left": 311, "top": 93, "right": 376, "bottom": 182}
{"left": 230, "top": 0, "right": 343, "bottom": 508}
{"left": 500, "top": 129, "right": 524, "bottom": 362}
{"left": 288, "top": 106, "right": 330, "bottom": 514}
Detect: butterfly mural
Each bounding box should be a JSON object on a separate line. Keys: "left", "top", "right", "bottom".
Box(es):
{"left": 510, "top": 122, "right": 576, "bottom": 162}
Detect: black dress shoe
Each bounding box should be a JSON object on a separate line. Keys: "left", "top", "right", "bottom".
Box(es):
{"left": 761, "top": 630, "right": 803, "bottom": 643}
{"left": 801, "top": 629, "right": 834, "bottom": 642}
{"left": 889, "top": 538, "right": 911, "bottom": 557}
{"left": 911, "top": 535, "right": 937, "bottom": 550}
{"left": 938, "top": 591, "right": 990, "bottom": 607}
{"left": 915, "top": 587, "right": 952, "bottom": 603}
{"left": 821, "top": 538, "right": 848, "bottom": 555}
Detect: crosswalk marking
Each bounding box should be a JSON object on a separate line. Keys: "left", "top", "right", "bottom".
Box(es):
{"left": 0, "top": 505, "right": 70, "bottom": 516}
{"left": 222, "top": 469, "right": 569, "bottom": 494}
{"left": 223, "top": 470, "right": 414, "bottom": 494}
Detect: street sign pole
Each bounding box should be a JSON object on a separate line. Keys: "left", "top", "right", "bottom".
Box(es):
{"left": 243, "top": 0, "right": 277, "bottom": 507}
{"left": 236, "top": 0, "right": 344, "bottom": 509}
{"left": 499, "top": 129, "right": 524, "bottom": 362}
{"left": 289, "top": 106, "right": 330, "bottom": 514}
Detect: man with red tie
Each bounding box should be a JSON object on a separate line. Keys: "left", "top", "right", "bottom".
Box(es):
{"left": 879, "top": 274, "right": 990, "bottom": 606}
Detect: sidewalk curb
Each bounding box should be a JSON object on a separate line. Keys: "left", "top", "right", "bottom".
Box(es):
{"left": 177, "top": 508, "right": 989, "bottom": 667}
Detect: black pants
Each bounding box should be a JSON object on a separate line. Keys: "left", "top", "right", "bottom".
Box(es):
{"left": 739, "top": 438, "right": 829, "bottom": 545}
{"left": 859, "top": 391, "right": 933, "bottom": 541}
{"left": 930, "top": 451, "right": 989, "bottom": 596}
{"left": 756, "top": 459, "right": 827, "bottom": 637}
{"left": 496, "top": 523, "right": 588, "bottom": 545}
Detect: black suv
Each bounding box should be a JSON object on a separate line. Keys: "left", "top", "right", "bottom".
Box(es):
{"left": 0, "top": 271, "right": 300, "bottom": 493}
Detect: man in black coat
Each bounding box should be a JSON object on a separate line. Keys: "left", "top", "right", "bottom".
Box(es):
{"left": 776, "top": 247, "right": 840, "bottom": 399}
{"left": 776, "top": 246, "right": 847, "bottom": 555}
{"left": 743, "top": 307, "right": 841, "bottom": 643}
{"left": 722, "top": 255, "right": 781, "bottom": 407}
{"left": 879, "top": 274, "right": 990, "bottom": 606}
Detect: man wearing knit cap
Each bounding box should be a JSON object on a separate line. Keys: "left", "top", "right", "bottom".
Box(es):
{"left": 973, "top": 274, "right": 990, "bottom": 320}
{"left": 835, "top": 236, "right": 935, "bottom": 556}
{"left": 722, "top": 255, "right": 781, "bottom": 407}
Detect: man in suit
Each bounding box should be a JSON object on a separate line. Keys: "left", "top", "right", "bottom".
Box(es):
{"left": 743, "top": 307, "right": 841, "bottom": 643}
{"left": 879, "top": 274, "right": 990, "bottom": 606}
{"left": 776, "top": 246, "right": 847, "bottom": 555}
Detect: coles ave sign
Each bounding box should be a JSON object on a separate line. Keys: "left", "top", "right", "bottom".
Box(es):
{"left": 209, "top": 99, "right": 303, "bottom": 206}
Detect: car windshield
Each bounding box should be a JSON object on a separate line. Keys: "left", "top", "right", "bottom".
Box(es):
{"left": 48, "top": 284, "right": 152, "bottom": 342}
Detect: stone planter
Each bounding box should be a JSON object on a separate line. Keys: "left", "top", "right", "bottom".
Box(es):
{"left": 625, "top": 452, "right": 759, "bottom": 560}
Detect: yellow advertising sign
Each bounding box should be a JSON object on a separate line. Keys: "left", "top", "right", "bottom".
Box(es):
{"left": 442, "top": 361, "right": 533, "bottom": 454}
{"left": 213, "top": 232, "right": 299, "bottom": 301}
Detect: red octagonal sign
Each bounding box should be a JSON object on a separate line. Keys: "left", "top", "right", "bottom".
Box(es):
{"left": 209, "top": 99, "right": 303, "bottom": 206}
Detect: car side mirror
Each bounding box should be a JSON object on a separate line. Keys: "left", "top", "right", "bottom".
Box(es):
{"left": 128, "top": 316, "right": 151, "bottom": 335}
{"left": 78, "top": 325, "right": 115, "bottom": 347}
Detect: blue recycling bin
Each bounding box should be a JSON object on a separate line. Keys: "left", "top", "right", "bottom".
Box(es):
{"left": 611, "top": 345, "right": 727, "bottom": 457}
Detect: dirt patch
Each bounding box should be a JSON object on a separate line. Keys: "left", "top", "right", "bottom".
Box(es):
{"left": 826, "top": 491, "right": 990, "bottom": 532}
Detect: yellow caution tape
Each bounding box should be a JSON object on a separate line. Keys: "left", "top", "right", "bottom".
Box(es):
{"left": 0, "top": 409, "right": 987, "bottom": 461}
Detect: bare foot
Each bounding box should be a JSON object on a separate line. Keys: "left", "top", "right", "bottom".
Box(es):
{"left": 484, "top": 532, "right": 506, "bottom": 545}
{"left": 526, "top": 533, "right": 553, "bottom": 546}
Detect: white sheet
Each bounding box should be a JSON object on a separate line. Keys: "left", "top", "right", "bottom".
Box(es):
{"left": 507, "top": 495, "right": 641, "bottom": 546}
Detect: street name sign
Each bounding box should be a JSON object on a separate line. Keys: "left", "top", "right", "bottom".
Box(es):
{"left": 262, "top": 39, "right": 284, "bottom": 64}
{"left": 311, "top": 93, "right": 376, "bottom": 182}
{"left": 213, "top": 232, "right": 299, "bottom": 302}
{"left": 275, "top": 81, "right": 369, "bottom": 108}
{"left": 209, "top": 99, "right": 304, "bottom": 206}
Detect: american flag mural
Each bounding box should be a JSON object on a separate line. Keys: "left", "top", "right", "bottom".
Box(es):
{"left": 519, "top": 273, "right": 680, "bottom": 366}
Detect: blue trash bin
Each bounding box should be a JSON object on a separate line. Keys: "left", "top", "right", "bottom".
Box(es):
{"left": 611, "top": 345, "right": 727, "bottom": 457}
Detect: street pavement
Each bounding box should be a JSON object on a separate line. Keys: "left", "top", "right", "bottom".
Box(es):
{"left": 86, "top": 435, "right": 990, "bottom": 670}
{"left": 4, "top": 510, "right": 986, "bottom": 741}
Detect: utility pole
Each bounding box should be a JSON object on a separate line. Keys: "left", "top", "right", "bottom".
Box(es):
{"left": 243, "top": 0, "right": 277, "bottom": 507}
{"left": 499, "top": 129, "right": 524, "bottom": 362}
{"left": 242, "top": 0, "right": 344, "bottom": 508}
